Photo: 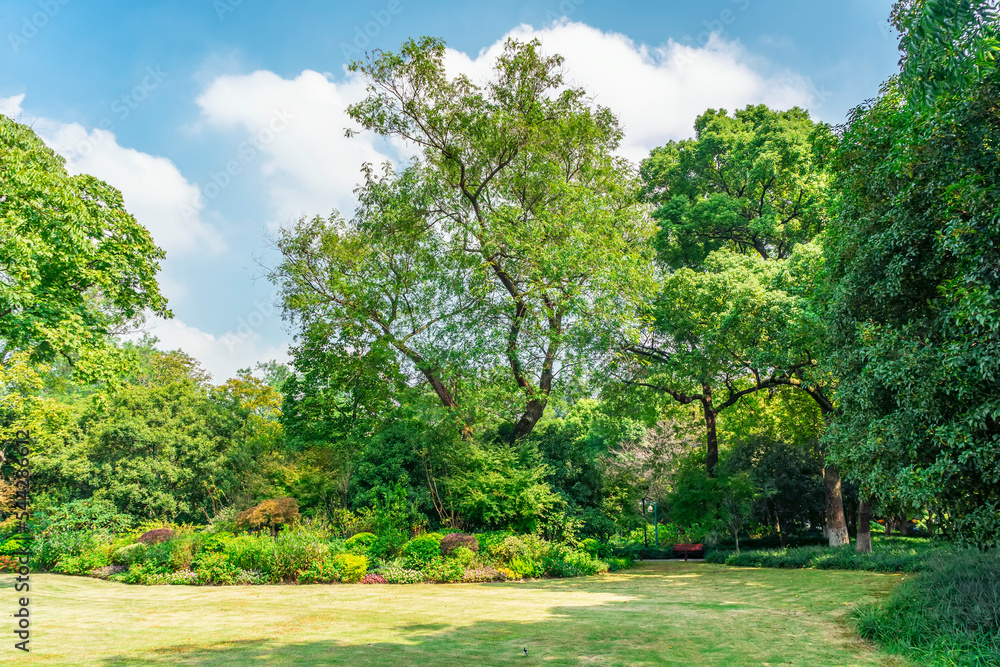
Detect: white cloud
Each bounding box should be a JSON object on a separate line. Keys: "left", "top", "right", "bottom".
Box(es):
{"left": 0, "top": 94, "right": 25, "bottom": 118}
{"left": 2, "top": 94, "right": 224, "bottom": 257}
{"left": 445, "top": 21, "right": 817, "bottom": 162}
{"left": 39, "top": 122, "right": 226, "bottom": 256}
{"left": 195, "top": 69, "right": 393, "bottom": 226}
{"left": 193, "top": 23, "right": 817, "bottom": 224}
{"left": 139, "top": 316, "right": 289, "bottom": 383}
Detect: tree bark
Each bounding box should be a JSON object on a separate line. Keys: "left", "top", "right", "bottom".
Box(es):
{"left": 704, "top": 407, "right": 719, "bottom": 477}
{"left": 856, "top": 496, "right": 872, "bottom": 554}
{"left": 512, "top": 398, "right": 546, "bottom": 441}
{"left": 823, "top": 464, "right": 850, "bottom": 546}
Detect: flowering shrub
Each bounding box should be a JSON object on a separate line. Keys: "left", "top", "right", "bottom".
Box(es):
{"left": 360, "top": 573, "right": 388, "bottom": 584}
{"left": 423, "top": 556, "right": 465, "bottom": 583}
{"left": 194, "top": 552, "right": 240, "bottom": 585}
{"left": 462, "top": 566, "right": 503, "bottom": 582}
{"left": 379, "top": 566, "right": 424, "bottom": 584}
{"left": 298, "top": 558, "right": 339, "bottom": 584}
{"left": 333, "top": 553, "right": 368, "bottom": 583}
{"left": 119, "top": 562, "right": 171, "bottom": 585}
{"left": 90, "top": 565, "right": 127, "bottom": 579}
{"left": 497, "top": 567, "right": 519, "bottom": 581}
{"left": 440, "top": 533, "right": 479, "bottom": 557}
{"left": 0, "top": 555, "right": 18, "bottom": 573}
{"left": 138, "top": 529, "right": 176, "bottom": 544}
{"left": 144, "top": 569, "right": 200, "bottom": 585}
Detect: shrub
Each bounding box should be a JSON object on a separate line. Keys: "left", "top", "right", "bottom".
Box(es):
{"left": 450, "top": 546, "right": 476, "bottom": 568}
{"left": 120, "top": 561, "right": 171, "bottom": 585}
{"left": 199, "top": 531, "right": 234, "bottom": 554}
{"left": 424, "top": 556, "right": 465, "bottom": 583}
{"left": 271, "top": 529, "right": 329, "bottom": 581}
{"left": 474, "top": 531, "right": 515, "bottom": 558}
{"left": 344, "top": 532, "right": 377, "bottom": 554}
{"left": 401, "top": 534, "right": 442, "bottom": 569}
{"left": 194, "top": 552, "right": 240, "bottom": 585}
{"left": 379, "top": 566, "right": 424, "bottom": 584}
{"left": 236, "top": 497, "right": 300, "bottom": 536}
{"left": 32, "top": 498, "right": 135, "bottom": 570}
{"left": 854, "top": 549, "right": 1000, "bottom": 664}
{"left": 112, "top": 543, "right": 148, "bottom": 567}
{"left": 709, "top": 542, "right": 928, "bottom": 573}
{"left": 580, "top": 538, "right": 611, "bottom": 559}
{"left": 497, "top": 566, "right": 518, "bottom": 581}
{"left": 224, "top": 533, "right": 278, "bottom": 581}
{"left": 138, "top": 529, "right": 176, "bottom": 544}
{"left": 333, "top": 553, "right": 368, "bottom": 583}
{"left": 508, "top": 555, "right": 543, "bottom": 578}
{"left": 544, "top": 549, "right": 608, "bottom": 578}
{"left": 440, "top": 533, "right": 478, "bottom": 557}
{"left": 53, "top": 550, "right": 109, "bottom": 575}
{"left": 298, "top": 557, "right": 339, "bottom": 584}
{"left": 90, "top": 565, "right": 127, "bottom": 579}
{"left": 607, "top": 556, "right": 634, "bottom": 572}
{"left": 462, "top": 566, "right": 503, "bottom": 582}
{"left": 360, "top": 573, "right": 388, "bottom": 584}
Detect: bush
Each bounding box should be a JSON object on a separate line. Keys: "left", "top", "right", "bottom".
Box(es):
{"left": 112, "top": 543, "right": 148, "bottom": 567}
{"left": 708, "top": 542, "right": 928, "bottom": 573}
{"left": 360, "top": 573, "right": 388, "bottom": 584}
{"left": 509, "top": 555, "right": 543, "bottom": 579}
{"left": 224, "top": 534, "right": 277, "bottom": 581}
{"left": 194, "top": 552, "right": 240, "bottom": 585}
{"left": 449, "top": 546, "right": 476, "bottom": 568}
{"left": 32, "top": 498, "right": 135, "bottom": 570}
{"left": 90, "top": 565, "right": 127, "bottom": 579}
{"left": 545, "top": 549, "right": 608, "bottom": 578}
{"left": 271, "top": 529, "right": 328, "bottom": 581}
{"left": 379, "top": 565, "right": 424, "bottom": 584}
{"left": 236, "top": 497, "right": 300, "bottom": 536}
{"left": 298, "top": 557, "right": 339, "bottom": 584}
{"left": 580, "top": 538, "right": 611, "bottom": 559}
{"left": 344, "top": 532, "right": 377, "bottom": 554}
{"left": 401, "top": 534, "right": 442, "bottom": 569}
{"left": 607, "top": 556, "right": 635, "bottom": 572}
{"left": 440, "top": 533, "right": 479, "bottom": 557}
{"left": 333, "top": 553, "right": 368, "bottom": 583}
{"left": 422, "top": 556, "right": 465, "bottom": 583}
{"left": 199, "top": 531, "right": 234, "bottom": 554}
{"left": 462, "top": 565, "right": 503, "bottom": 582}
{"left": 138, "top": 528, "right": 176, "bottom": 544}
{"left": 854, "top": 549, "right": 1000, "bottom": 664}
{"left": 53, "top": 550, "right": 109, "bottom": 575}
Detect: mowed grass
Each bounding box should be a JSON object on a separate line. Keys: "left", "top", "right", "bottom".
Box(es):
{"left": 2, "top": 562, "right": 908, "bottom": 666}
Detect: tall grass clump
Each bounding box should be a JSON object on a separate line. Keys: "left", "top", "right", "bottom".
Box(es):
{"left": 854, "top": 549, "right": 1000, "bottom": 665}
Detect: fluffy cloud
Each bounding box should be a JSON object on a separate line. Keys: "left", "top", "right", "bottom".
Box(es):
{"left": 193, "top": 22, "right": 818, "bottom": 225}
{"left": 139, "top": 316, "right": 289, "bottom": 383}
{"left": 445, "top": 22, "right": 817, "bottom": 162}
{"left": 1, "top": 94, "right": 225, "bottom": 257}
{"left": 195, "top": 69, "right": 393, "bottom": 226}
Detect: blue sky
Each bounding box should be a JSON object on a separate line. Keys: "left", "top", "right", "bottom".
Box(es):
{"left": 1, "top": 0, "right": 900, "bottom": 381}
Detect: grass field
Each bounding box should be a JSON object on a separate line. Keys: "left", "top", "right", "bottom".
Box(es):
{"left": 2, "top": 562, "right": 908, "bottom": 666}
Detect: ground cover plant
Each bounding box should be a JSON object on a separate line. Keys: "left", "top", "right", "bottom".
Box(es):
{"left": 706, "top": 536, "right": 938, "bottom": 573}
{"left": 0, "top": 562, "right": 905, "bottom": 666}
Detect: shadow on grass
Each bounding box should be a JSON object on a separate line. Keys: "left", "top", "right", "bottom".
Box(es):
{"left": 90, "top": 565, "right": 888, "bottom": 667}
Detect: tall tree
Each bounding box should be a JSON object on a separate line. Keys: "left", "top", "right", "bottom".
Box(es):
{"left": 825, "top": 2, "right": 1000, "bottom": 548}
{"left": 0, "top": 115, "right": 170, "bottom": 369}
{"left": 276, "top": 37, "right": 654, "bottom": 442}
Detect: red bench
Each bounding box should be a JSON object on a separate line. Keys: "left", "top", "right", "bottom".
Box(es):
{"left": 672, "top": 544, "right": 705, "bottom": 561}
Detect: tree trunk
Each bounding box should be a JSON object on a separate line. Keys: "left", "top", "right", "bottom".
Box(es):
{"left": 512, "top": 398, "right": 546, "bottom": 441}
{"left": 704, "top": 402, "right": 719, "bottom": 477}
{"left": 900, "top": 511, "right": 913, "bottom": 536}
{"left": 823, "top": 464, "right": 850, "bottom": 546}
{"left": 856, "top": 496, "right": 872, "bottom": 554}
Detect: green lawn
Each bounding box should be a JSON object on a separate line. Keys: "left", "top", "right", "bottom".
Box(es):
{"left": 3, "top": 562, "right": 908, "bottom": 666}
